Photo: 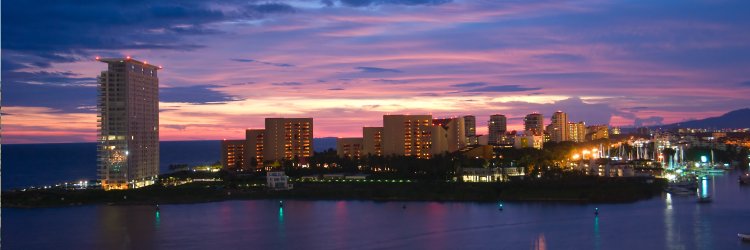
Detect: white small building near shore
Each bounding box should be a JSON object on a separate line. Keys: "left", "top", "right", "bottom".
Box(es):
{"left": 267, "top": 171, "right": 293, "bottom": 190}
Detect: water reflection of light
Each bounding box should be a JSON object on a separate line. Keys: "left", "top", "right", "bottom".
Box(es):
{"left": 155, "top": 211, "right": 160, "bottom": 229}
{"left": 532, "top": 233, "right": 546, "bottom": 250}
{"left": 700, "top": 177, "right": 709, "bottom": 198}
{"left": 664, "top": 193, "right": 683, "bottom": 250}
{"left": 279, "top": 207, "right": 284, "bottom": 223}
{"left": 593, "top": 216, "right": 600, "bottom": 250}
{"left": 693, "top": 206, "right": 712, "bottom": 249}
{"left": 666, "top": 193, "right": 672, "bottom": 210}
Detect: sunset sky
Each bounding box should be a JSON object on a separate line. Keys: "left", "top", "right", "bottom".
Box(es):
{"left": 4, "top": 0, "right": 750, "bottom": 144}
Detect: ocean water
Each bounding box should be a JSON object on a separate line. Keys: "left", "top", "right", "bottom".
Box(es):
{"left": 3, "top": 171, "right": 750, "bottom": 249}
{"left": 2, "top": 141, "right": 221, "bottom": 190}
{"left": 2, "top": 139, "right": 337, "bottom": 190}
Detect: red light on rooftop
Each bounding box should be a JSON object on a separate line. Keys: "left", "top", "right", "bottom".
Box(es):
{"left": 95, "top": 56, "right": 100, "bottom": 61}
{"left": 144, "top": 61, "right": 148, "bottom": 65}
{"left": 126, "top": 56, "right": 131, "bottom": 60}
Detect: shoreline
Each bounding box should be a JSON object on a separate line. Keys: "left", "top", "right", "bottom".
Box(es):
{"left": 2, "top": 178, "right": 666, "bottom": 208}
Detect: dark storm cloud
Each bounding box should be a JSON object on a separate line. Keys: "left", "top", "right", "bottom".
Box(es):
{"left": 495, "top": 97, "right": 635, "bottom": 126}
{"left": 271, "top": 82, "right": 304, "bottom": 86}
{"left": 162, "top": 124, "right": 188, "bottom": 130}
{"left": 338, "top": 0, "right": 450, "bottom": 7}
{"left": 463, "top": 85, "right": 541, "bottom": 93}
{"left": 2, "top": 1, "right": 224, "bottom": 57}
{"left": 246, "top": 3, "right": 296, "bottom": 13}
{"left": 3, "top": 67, "right": 99, "bottom": 112}
{"left": 623, "top": 107, "right": 649, "bottom": 111}
{"left": 450, "top": 82, "right": 486, "bottom": 88}
{"left": 231, "top": 58, "right": 295, "bottom": 67}
{"left": 2, "top": 1, "right": 297, "bottom": 73}
{"left": 512, "top": 72, "right": 610, "bottom": 81}
{"left": 160, "top": 85, "right": 241, "bottom": 104}
{"left": 532, "top": 53, "right": 587, "bottom": 63}
{"left": 4, "top": 70, "right": 96, "bottom": 87}
{"left": 373, "top": 79, "right": 411, "bottom": 84}
{"left": 356, "top": 67, "right": 402, "bottom": 73}
{"left": 4, "top": 82, "right": 96, "bottom": 113}
{"left": 634, "top": 116, "right": 664, "bottom": 127}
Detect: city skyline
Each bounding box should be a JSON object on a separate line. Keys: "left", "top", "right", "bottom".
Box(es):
{"left": 5, "top": 0, "right": 750, "bottom": 144}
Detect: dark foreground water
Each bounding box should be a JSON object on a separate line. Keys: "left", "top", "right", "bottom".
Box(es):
{"left": 4, "top": 171, "right": 750, "bottom": 250}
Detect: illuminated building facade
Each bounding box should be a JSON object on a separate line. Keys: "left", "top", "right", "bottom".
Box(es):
{"left": 463, "top": 115, "right": 477, "bottom": 145}
{"left": 263, "top": 118, "right": 313, "bottom": 162}
{"left": 524, "top": 113, "right": 544, "bottom": 136}
{"left": 245, "top": 129, "right": 265, "bottom": 170}
{"left": 337, "top": 137, "right": 364, "bottom": 158}
{"left": 586, "top": 125, "right": 609, "bottom": 141}
{"left": 568, "top": 121, "right": 586, "bottom": 142}
{"left": 221, "top": 140, "right": 245, "bottom": 170}
{"left": 611, "top": 127, "right": 621, "bottom": 135}
{"left": 433, "top": 117, "right": 468, "bottom": 153}
{"left": 488, "top": 114, "right": 507, "bottom": 145}
{"left": 514, "top": 135, "right": 544, "bottom": 149}
{"left": 97, "top": 57, "right": 160, "bottom": 190}
{"left": 549, "top": 111, "right": 569, "bottom": 142}
{"left": 362, "top": 127, "right": 383, "bottom": 156}
{"left": 383, "top": 115, "right": 433, "bottom": 159}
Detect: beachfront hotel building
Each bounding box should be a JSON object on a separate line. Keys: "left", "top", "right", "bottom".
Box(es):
{"left": 337, "top": 137, "right": 364, "bottom": 158}
{"left": 221, "top": 140, "right": 246, "bottom": 170}
{"left": 432, "top": 117, "right": 468, "bottom": 153}
{"left": 362, "top": 127, "right": 384, "bottom": 156}
{"left": 488, "top": 114, "right": 507, "bottom": 145}
{"left": 568, "top": 121, "right": 587, "bottom": 143}
{"left": 549, "top": 111, "right": 569, "bottom": 142}
{"left": 524, "top": 113, "right": 545, "bottom": 136}
{"left": 463, "top": 115, "right": 477, "bottom": 145}
{"left": 587, "top": 125, "right": 610, "bottom": 141}
{"left": 96, "top": 57, "right": 160, "bottom": 190}
{"left": 263, "top": 118, "right": 314, "bottom": 162}
{"left": 245, "top": 129, "right": 265, "bottom": 170}
{"left": 382, "top": 115, "right": 433, "bottom": 159}
{"left": 514, "top": 134, "right": 544, "bottom": 149}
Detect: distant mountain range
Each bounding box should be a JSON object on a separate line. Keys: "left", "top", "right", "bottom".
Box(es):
{"left": 313, "top": 137, "right": 337, "bottom": 152}
{"left": 651, "top": 108, "right": 750, "bottom": 129}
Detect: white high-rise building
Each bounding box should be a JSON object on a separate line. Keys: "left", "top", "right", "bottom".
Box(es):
{"left": 97, "top": 57, "right": 160, "bottom": 190}
{"left": 549, "top": 111, "right": 569, "bottom": 142}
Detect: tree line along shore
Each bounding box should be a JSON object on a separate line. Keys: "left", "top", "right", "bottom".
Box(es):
{"left": 3, "top": 174, "right": 665, "bottom": 208}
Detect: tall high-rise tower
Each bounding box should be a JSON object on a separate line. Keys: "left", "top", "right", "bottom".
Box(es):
{"left": 524, "top": 113, "right": 544, "bottom": 136}
{"left": 97, "top": 57, "right": 160, "bottom": 190}
{"left": 549, "top": 111, "right": 569, "bottom": 142}
{"left": 463, "top": 115, "right": 476, "bottom": 145}
{"left": 488, "top": 114, "right": 507, "bottom": 145}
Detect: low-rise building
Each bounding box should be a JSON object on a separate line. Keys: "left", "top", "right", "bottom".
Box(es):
{"left": 462, "top": 168, "right": 503, "bottom": 182}
{"left": 514, "top": 135, "right": 544, "bottom": 149}
{"left": 221, "top": 140, "right": 246, "bottom": 170}
{"left": 337, "top": 137, "right": 364, "bottom": 158}
{"left": 267, "top": 171, "right": 292, "bottom": 190}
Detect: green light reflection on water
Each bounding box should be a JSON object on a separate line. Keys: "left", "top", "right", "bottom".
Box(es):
{"left": 594, "top": 214, "right": 600, "bottom": 250}
{"left": 155, "top": 211, "right": 161, "bottom": 229}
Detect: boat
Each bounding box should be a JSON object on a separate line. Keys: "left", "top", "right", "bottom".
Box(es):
{"left": 739, "top": 233, "right": 750, "bottom": 241}
{"left": 740, "top": 173, "right": 750, "bottom": 185}
{"left": 697, "top": 196, "right": 712, "bottom": 203}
